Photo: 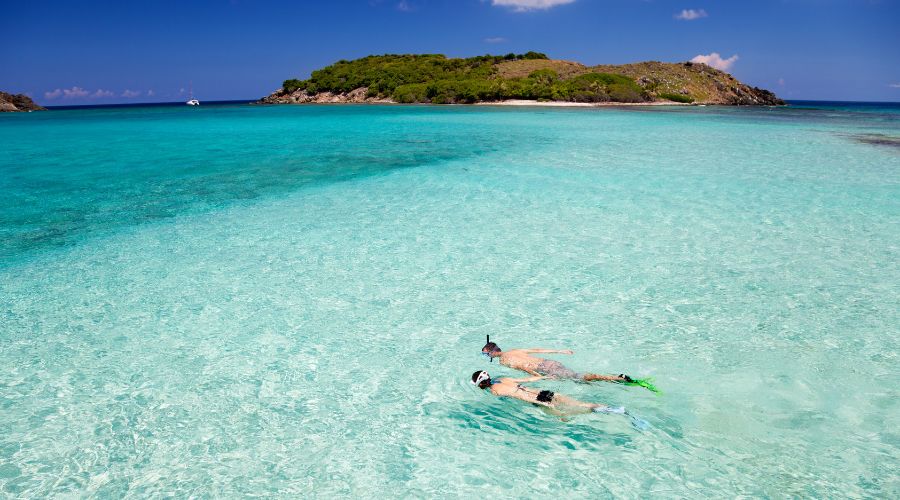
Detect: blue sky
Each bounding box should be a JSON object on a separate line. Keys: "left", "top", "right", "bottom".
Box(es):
{"left": 2, "top": 0, "right": 898, "bottom": 104}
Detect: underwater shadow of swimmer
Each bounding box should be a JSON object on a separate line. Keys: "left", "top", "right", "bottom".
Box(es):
{"left": 431, "top": 401, "right": 641, "bottom": 449}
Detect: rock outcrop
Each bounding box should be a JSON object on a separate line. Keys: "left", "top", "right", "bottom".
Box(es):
{"left": 0, "top": 91, "right": 46, "bottom": 112}
{"left": 259, "top": 86, "right": 393, "bottom": 105}
{"left": 591, "top": 61, "right": 784, "bottom": 105}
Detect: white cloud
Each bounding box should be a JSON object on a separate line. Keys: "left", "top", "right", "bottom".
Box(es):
{"left": 65, "top": 87, "right": 89, "bottom": 98}
{"left": 179, "top": 87, "right": 186, "bottom": 94}
{"left": 675, "top": 9, "right": 707, "bottom": 21}
{"left": 691, "top": 52, "right": 739, "bottom": 71}
{"left": 53, "top": 87, "right": 89, "bottom": 99}
{"left": 45, "top": 87, "right": 129, "bottom": 100}
{"left": 484, "top": 37, "right": 508, "bottom": 43}
{"left": 890, "top": 83, "right": 900, "bottom": 88}
{"left": 121, "top": 89, "right": 141, "bottom": 98}
{"left": 778, "top": 78, "right": 785, "bottom": 86}
{"left": 147, "top": 89, "right": 155, "bottom": 96}
{"left": 396, "top": 0, "right": 414, "bottom": 11}
{"left": 45, "top": 87, "right": 111, "bottom": 100}
{"left": 491, "top": 0, "right": 576, "bottom": 12}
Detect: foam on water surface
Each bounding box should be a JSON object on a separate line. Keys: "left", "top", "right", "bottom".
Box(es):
{"left": 1, "top": 103, "right": 898, "bottom": 497}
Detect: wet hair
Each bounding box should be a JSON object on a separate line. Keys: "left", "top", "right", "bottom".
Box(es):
{"left": 471, "top": 370, "right": 491, "bottom": 389}
{"left": 482, "top": 342, "right": 500, "bottom": 354}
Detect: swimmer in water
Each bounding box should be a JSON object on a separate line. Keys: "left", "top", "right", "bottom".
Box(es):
{"left": 470, "top": 370, "right": 649, "bottom": 429}
{"left": 481, "top": 337, "right": 659, "bottom": 393}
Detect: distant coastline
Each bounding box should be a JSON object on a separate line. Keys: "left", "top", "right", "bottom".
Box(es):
{"left": 261, "top": 53, "right": 784, "bottom": 107}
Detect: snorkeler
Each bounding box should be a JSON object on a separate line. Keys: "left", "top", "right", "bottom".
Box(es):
{"left": 471, "top": 370, "right": 649, "bottom": 429}
{"left": 481, "top": 336, "right": 659, "bottom": 393}
{"left": 471, "top": 371, "right": 620, "bottom": 413}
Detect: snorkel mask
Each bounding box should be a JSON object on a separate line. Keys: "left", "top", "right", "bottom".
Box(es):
{"left": 481, "top": 335, "right": 498, "bottom": 362}
{"left": 472, "top": 371, "right": 491, "bottom": 387}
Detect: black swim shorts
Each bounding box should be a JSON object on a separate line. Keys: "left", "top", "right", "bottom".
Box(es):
{"left": 536, "top": 390, "right": 555, "bottom": 403}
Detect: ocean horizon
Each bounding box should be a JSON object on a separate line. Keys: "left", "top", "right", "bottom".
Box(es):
{"left": 39, "top": 98, "right": 900, "bottom": 110}
{"left": 1, "top": 101, "right": 897, "bottom": 497}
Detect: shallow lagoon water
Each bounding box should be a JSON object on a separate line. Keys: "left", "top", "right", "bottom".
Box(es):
{"left": 1, "top": 103, "right": 898, "bottom": 497}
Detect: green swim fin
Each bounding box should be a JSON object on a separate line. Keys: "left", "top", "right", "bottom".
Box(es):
{"left": 623, "top": 377, "right": 661, "bottom": 394}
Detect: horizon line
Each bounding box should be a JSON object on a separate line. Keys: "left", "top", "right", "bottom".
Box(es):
{"left": 39, "top": 98, "right": 900, "bottom": 109}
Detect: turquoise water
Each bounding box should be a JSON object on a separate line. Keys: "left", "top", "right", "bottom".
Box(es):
{"left": 1, "top": 102, "right": 898, "bottom": 497}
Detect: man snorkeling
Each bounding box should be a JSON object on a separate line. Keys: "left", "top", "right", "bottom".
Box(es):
{"left": 481, "top": 336, "right": 659, "bottom": 393}
{"left": 471, "top": 370, "right": 649, "bottom": 429}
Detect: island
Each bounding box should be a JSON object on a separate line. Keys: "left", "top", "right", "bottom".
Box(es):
{"left": 260, "top": 52, "right": 784, "bottom": 106}
{"left": 0, "top": 91, "right": 46, "bottom": 112}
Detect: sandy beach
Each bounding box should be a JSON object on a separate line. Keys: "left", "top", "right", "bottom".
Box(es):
{"left": 475, "top": 99, "right": 695, "bottom": 107}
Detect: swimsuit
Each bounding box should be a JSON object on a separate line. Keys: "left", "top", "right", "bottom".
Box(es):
{"left": 536, "top": 390, "right": 555, "bottom": 404}
{"left": 536, "top": 360, "right": 582, "bottom": 379}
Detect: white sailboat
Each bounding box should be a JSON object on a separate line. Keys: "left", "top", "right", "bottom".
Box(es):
{"left": 186, "top": 82, "right": 199, "bottom": 106}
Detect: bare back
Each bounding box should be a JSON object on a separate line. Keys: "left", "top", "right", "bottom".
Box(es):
{"left": 497, "top": 350, "right": 545, "bottom": 375}
{"left": 488, "top": 378, "right": 598, "bottom": 414}
{"left": 489, "top": 378, "right": 550, "bottom": 407}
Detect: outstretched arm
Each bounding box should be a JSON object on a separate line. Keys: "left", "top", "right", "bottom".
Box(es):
{"left": 521, "top": 348, "right": 573, "bottom": 355}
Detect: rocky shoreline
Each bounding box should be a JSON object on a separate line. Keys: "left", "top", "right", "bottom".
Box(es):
{"left": 0, "top": 91, "right": 46, "bottom": 112}
{"left": 259, "top": 87, "right": 393, "bottom": 105}
{"left": 259, "top": 87, "right": 781, "bottom": 107}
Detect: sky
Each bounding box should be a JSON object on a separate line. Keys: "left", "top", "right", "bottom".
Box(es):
{"left": 2, "top": 0, "right": 898, "bottom": 104}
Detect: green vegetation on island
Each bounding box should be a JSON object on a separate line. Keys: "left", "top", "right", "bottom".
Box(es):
{"left": 263, "top": 53, "right": 783, "bottom": 106}
{"left": 657, "top": 92, "right": 695, "bottom": 104}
